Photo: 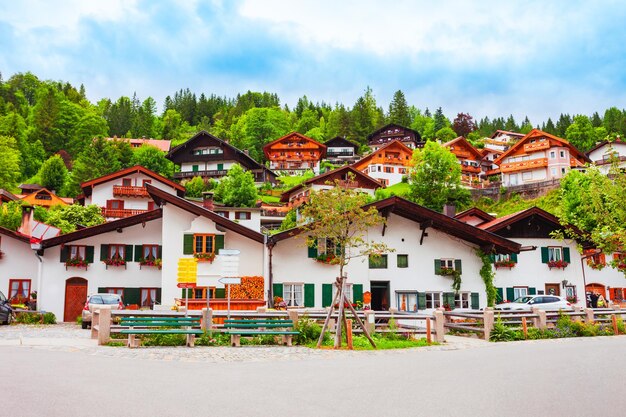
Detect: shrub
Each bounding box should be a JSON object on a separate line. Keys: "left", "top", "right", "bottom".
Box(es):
{"left": 15, "top": 312, "right": 42, "bottom": 324}
{"left": 294, "top": 316, "right": 328, "bottom": 345}
{"left": 141, "top": 333, "right": 186, "bottom": 346}
{"left": 196, "top": 332, "right": 230, "bottom": 346}
{"left": 490, "top": 318, "right": 523, "bottom": 342}
{"left": 42, "top": 312, "right": 56, "bottom": 324}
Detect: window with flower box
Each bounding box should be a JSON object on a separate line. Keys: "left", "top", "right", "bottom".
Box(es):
{"left": 492, "top": 253, "right": 518, "bottom": 268}
{"left": 541, "top": 246, "right": 570, "bottom": 268}
{"left": 133, "top": 244, "right": 162, "bottom": 268}
{"left": 183, "top": 234, "right": 225, "bottom": 256}
{"left": 9, "top": 279, "right": 31, "bottom": 303}
{"left": 434, "top": 258, "right": 462, "bottom": 275}
{"left": 60, "top": 245, "right": 94, "bottom": 268}
{"left": 100, "top": 244, "right": 133, "bottom": 268}
{"left": 396, "top": 291, "right": 418, "bottom": 312}
{"left": 307, "top": 238, "right": 340, "bottom": 263}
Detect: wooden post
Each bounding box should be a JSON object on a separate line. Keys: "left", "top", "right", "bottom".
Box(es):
{"left": 334, "top": 277, "right": 346, "bottom": 349}
{"left": 90, "top": 310, "right": 99, "bottom": 340}
{"left": 426, "top": 317, "right": 432, "bottom": 344}
{"left": 612, "top": 314, "right": 619, "bottom": 335}
{"left": 316, "top": 286, "right": 341, "bottom": 348}
{"left": 346, "top": 319, "right": 353, "bottom": 349}
{"left": 521, "top": 317, "right": 528, "bottom": 339}
{"left": 343, "top": 293, "right": 376, "bottom": 348}
{"left": 201, "top": 308, "right": 208, "bottom": 331}
{"left": 433, "top": 309, "right": 445, "bottom": 343}
{"left": 483, "top": 308, "right": 494, "bottom": 341}
{"left": 288, "top": 310, "right": 299, "bottom": 326}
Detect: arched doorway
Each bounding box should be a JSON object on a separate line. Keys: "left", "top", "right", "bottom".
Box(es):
{"left": 64, "top": 277, "right": 88, "bottom": 322}
{"left": 586, "top": 283, "right": 606, "bottom": 298}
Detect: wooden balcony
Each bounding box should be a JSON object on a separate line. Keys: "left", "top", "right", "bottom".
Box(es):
{"left": 337, "top": 180, "right": 360, "bottom": 188}
{"left": 101, "top": 208, "right": 148, "bottom": 218}
{"left": 326, "top": 150, "right": 355, "bottom": 157}
{"left": 461, "top": 165, "right": 482, "bottom": 174}
{"left": 452, "top": 150, "right": 471, "bottom": 158}
{"left": 500, "top": 158, "right": 548, "bottom": 173}
{"left": 113, "top": 185, "right": 149, "bottom": 198}
{"left": 174, "top": 169, "right": 229, "bottom": 179}
{"left": 523, "top": 141, "right": 550, "bottom": 152}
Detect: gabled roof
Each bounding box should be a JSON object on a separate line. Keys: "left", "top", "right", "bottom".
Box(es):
{"left": 444, "top": 136, "right": 484, "bottom": 160}
{"left": 477, "top": 206, "right": 586, "bottom": 239}
{"left": 270, "top": 196, "right": 521, "bottom": 254}
{"left": 280, "top": 166, "right": 383, "bottom": 202}
{"left": 367, "top": 123, "right": 422, "bottom": 141}
{"left": 0, "top": 225, "right": 30, "bottom": 243}
{"left": 41, "top": 209, "right": 163, "bottom": 248}
{"left": 325, "top": 136, "right": 359, "bottom": 150}
{"left": 490, "top": 130, "right": 525, "bottom": 139}
{"left": 262, "top": 132, "right": 326, "bottom": 159}
{"left": 146, "top": 184, "right": 265, "bottom": 244}
{"left": 585, "top": 139, "right": 626, "bottom": 156}
{"left": 352, "top": 139, "right": 414, "bottom": 169}
{"left": 20, "top": 188, "right": 72, "bottom": 207}
{"left": 455, "top": 207, "right": 495, "bottom": 225}
{"left": 0, "top": 189, "right": 19, "bottom": 203}
{"left": 80, "top": 165, "right": 185, "bottom": 198}
{"left": 493, "top": 129, "right": 591, "bottom": 166}
{"left": 105, "top": 137, "right": 171, "bottom": 152}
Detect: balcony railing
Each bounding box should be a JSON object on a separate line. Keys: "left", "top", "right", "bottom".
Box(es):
{"left": 174, "top": 170, "right": 229, "bottom": 179}
{"left": 523, "top": 141, "right": 550, "bottom": 152}
{"left": 113, "top": 185, "right": 149, "bottom": 198}
{"left": 101, "top": 208, "right": 148, "bottom": 218}
{"left": 327, "top": 150, "right": 355, "bottom": 157}
{"left": 461, "top": 165, "right": 482, "bottom": 174}
{"left": 500, "top": 157, "right": 548, "bottom": 173}
{"left": 337, "top": 180, "right": 360, "bottom": 188}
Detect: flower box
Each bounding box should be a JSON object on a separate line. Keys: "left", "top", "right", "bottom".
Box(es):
{"left": 194, "top": 252, "right": 215, "bottom": 263}
{"left": 547, "top": 260, "right": 568, "bottom": 269}
{"left": 139, "top": 258, "right": 162, "bottom": 270}
{"left": 494, "top": 261, "right": 516, "bottom": 269}
{"left": 438, "top": 267, "right": 457, "bottom": 276}
{"left": 65, "top": 258, "right": 88, "bottom": 270}
{"left": 566, "top": 296, "right": 578, "bottom": 303}
{"left": 315, "top": 253, "right": 338, "bottom": 264}
{"left": 103, "top": 258, "right": 127, "bottom": 269}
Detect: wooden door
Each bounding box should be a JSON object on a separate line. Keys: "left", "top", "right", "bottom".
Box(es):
{"left": 545, "top": 283, "right": 561, "bottom": 297}
{"left": 586, "top": 283, "right": 606, "bottom": 298}
{"left": 64, "top": 278, "right": 87, "bottom": 322}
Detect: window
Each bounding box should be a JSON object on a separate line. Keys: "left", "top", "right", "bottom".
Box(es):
{"left": 142, "top": 179, "right": 151, "bottom": 187}
{"left": 560, "top": 150, "right": 565, "bottom": 158}
{"left": 455, "top": 292, "right": 470, "bottom": 309}
{"left": 397, "top": 292, "right": 418, "bottom": 312}
{"left": 141, "top": 288, "right": 157, "bottom": 308}
{"left": 194, "top": 234, "right": 214, "bottom": 254}
{"left": 68, "top": 245, "right": 86, "bottom": 260}
{"left": 513, "top": 287, "right": 528, "bottom": 300}
{"left": 397, "top": 254, "right": 408, "bottom": 268}
{"left": 333, "top": 283, "right": 353, "bottom": 303}
{"left": 142, "top": 244, "right": 159, "bottom": 260}
{"left": 522, "top": 171, "right": 532, "bottom": 180}
{"left": 192, "top": 287, "right": 214, "bottom": 299}
{"left": 317, "top": 238, "right": 337, "bottom": 256}
{"left": 215, "top": 211, "right": 230, "bottom": 219}
{"left": 426, "top": 292, "right": 441, "bottom": 309}
{"left": 565, "top": 285, "right": 577, "bottom": 300}
{"left": 439, "top": 258, "right": 455, "bottom": 270}
{"left": 283, "top": 283, "right": 303, "bottom": 307}
{"left": 369, "top": 254, "right": 388, "bottom": 269}
{"left": 122, "top": 178, "right": 132, "bottom": 186}
{"left": 106, "top": 200, "right": 124, "bottom": 210}
{"left": 107, "top": 288, "right": 124, "bottom": 297}
{"left": 9, "top": 279, "right": 31, "bottom": 302}
{"left": 561, "top": 167, "right": 566, "bottom": 174}
{"left": 235, "top": 211, "right": 251, "bottom": 220}
{"left": 398, "top": 168, "right": 407, "bottom": 174}
{"left": 550, "top": 151, "right": 556, "bottom": 159}
{"left": 108, "top": 244, "right": 126, "bottom": 260}
{"left": 551, "top": 168, "right": 557, "bottom": 176}
{"left": 548, "top": 246, "right": 562, "bottom": 262}
{"left": 384, "top": 167, "right": 394, "bottom": 173}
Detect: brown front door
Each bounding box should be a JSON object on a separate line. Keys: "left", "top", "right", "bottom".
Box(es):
{"left": 586, "top": 283, "right": 606, "bottom": 298}
{"left": 64, "top": 277, "right": 88, "bottom": 322}
{"left": 545, "top": 283, "right": 561, "bottom": 297}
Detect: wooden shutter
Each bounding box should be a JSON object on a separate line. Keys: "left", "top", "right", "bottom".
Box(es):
{"left": 443, "top": 292, "right": 455, "bottom": 309}
{"left": 215, "top": 235, "right": 225, "bottom": 252}
{"left": 124, "top": 245, "right": 134, "bottom": 262}
{"left": 215, "top": 288, "right": 225, "bottom": 299}
{"left": 272, "top": 283, "right": 283, "bottom": 299}
{"left": 155, "top": 288, "right": 162, "bottom": 304}
{"left": 471, "top": 292, "right": 479, "bottom": 310}
{"left": 417, "top": 292, "right": 426, "bottom": 310}
{"left": 322, "top": 284, "right": 333, "bottom": 307}
{"left": 100, "top": 244, "right": 109, "bottom": 261}
{"left": 304, "top": 283, "right": 314, "bottom": 307}
{"left": 454, "top": 259, "right": 462, "bottom": 274}
{"left": 134, "top": 245, "right": 142, "bottom": 261}
{"left": 511, "top": 253, "right": 518, "bottom": 263}
{"left": 434, "top": 259, "right": 442, "bottom": 275}
{"left": 496, "top": 287, "right": 504, "bottom": 303}
{"left": 60, "top": 246, "right": 69, "bottom": 262}
{"left": 307, "top": 239, "right": 318, "bottom": 258}
{"left": 123, "top": 288, "right": 141, "bottom": 306}
{"left": 183, "top": 234, "right": 194, "bottom": 255}
{"left": 158, "top": 245, "right": 163, "bottom": 259}
{"left": 353, "top": 284, "right": 363, "bottom": 304}
{"left": 335, "top": 242, "right": 342, "bottom": 256}
{"left": 97, "top": 287, "right": 107, "bottom": 294}
{"left": 506, "top": 287, "right": 515, "bottom": 302}
{"left": 489, "top": 254, "right": 495, "bottom": 263}
{"left": 85, "top": 246, "right": 95, "bottom": 263}
{"left": 541, "top": 247, "right": 549, "bottom": 263}
{"left": 563, "top": 247, "right": 571, "bottom": 263}
{"left": 528, "top": 287, "right": 536, "bottom": 295}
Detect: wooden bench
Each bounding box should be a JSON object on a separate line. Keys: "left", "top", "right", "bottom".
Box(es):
{"left": 223, "top": 319, "right": 299, "bottom": 347}
{"left": 119, "top": 316, "right": 203, "bottom": 348}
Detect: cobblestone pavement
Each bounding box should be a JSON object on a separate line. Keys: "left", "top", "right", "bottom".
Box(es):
{"left": 0, "top": 323, "right": 492, "bottom": 363}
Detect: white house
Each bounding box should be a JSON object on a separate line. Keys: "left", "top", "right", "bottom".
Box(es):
{"left": 267, "top": 197, "right": 521, "bottom": 312}
{"left": 586, "top": 140, "right": 626, "bottom": 175}
{"left": 0, "top": 226, "right": 39, "bottom": 307}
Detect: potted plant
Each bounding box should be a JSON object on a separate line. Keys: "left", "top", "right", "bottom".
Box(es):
{"left": 65, "top": 258, "right": 88, "bottom": 269}
{"left": 566, "top": 295, "right": 578, "bottom": 303}
{"left": 273, "top": 296, "right": 287, "bottom": 310}
{"left": 315, "top": 253, "right": 337, "bottom": 264}
{"left": 494, "top": 260, "right": 516, "bottom": 269}
{"left": 139, "top": 258, "right": 162, "bottom": 269}
{"left": 194, "top": 252, "right": 215, "bottom": 263}
{"left": 104, "top": 257, "right": 126, "bottom": 268}
{"left": 547, "top": 260, "right": 569, "bottom": 269}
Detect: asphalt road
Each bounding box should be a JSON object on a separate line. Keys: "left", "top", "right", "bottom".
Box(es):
{"left": 2, "top": 337, "right": 625, "bottom": 417}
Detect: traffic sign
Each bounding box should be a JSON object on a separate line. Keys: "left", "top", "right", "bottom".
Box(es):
{"left": 177, "top": 283, "right": 196, "bottom": 289}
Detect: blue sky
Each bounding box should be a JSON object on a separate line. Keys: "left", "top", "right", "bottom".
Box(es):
{"left": 1, "top": 0, "right": 626, "bottom": 124}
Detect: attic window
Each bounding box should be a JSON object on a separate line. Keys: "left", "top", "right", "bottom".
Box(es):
{"left": 35, "top": 192, "right": 52, "bottom": 200}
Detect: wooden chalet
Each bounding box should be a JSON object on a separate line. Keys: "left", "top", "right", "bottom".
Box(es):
{"left": 167, "top": 131, "right": 277, "bottom": 183}
{"left": 352, "top": 140, "right": 414, "bottom": 186}
{"left": 20, "top": 188, "right": 72, "bottom": 208}
{"left": 105, "top": 137, "right": 171, "bottom": 152}
{"left": 0, "top": 189, "right": 19, "bottom": 204}
{"left": 454, "top": 207, "right": 496, "bottom": 227}
{"left": 443, "top": 136, "right": 485, "bottom": 187}
{"left": 324, "top": 136, "right": 360, "bottom": 164}
{"left": 367, "top": 123, "right": 424, "bottom": 152}
{"left": 263, "top": 132, "right": 326, "bottom": 174}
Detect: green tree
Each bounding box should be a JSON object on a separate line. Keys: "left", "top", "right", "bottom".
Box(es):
{"left": 46, "top": 204, "right": 106, "bottom": 234}
{"left": 0, "top": 200, "right": 23, "bottom": 230}
{"left": 0, "top": 135, "right": 22, "bottom": 190}
{"left": 433, "top": 107, "right": 449, "bottom": 134}
{"left": 185, "top": 176, "right": 206, "bottom": 198}
{"left": 411, "top": 110, "right": 435, "bottom": 140}
{"left": 565, "top": 115, "right": 596, "bottom": 152}
{"left": 407, "top": 141, "right": 470, "bottom": 211}
{"left": 38, "top": 154, "right": 68, "bottom": 193}
{"left": 435, "top": 126, "right": 457, "bottom": 142}
{"left": 229, "top": 107, "right": 290, "bottom": 161}
{"left": 387, "top": 90, "right": 411, "bottom": 127}
{"left": 131, "top": 145, "right": 174, "bottom": 178}
{"left": 213, "top": 164, "right": 258, "bottom": 207}
{"left": 70, "top": 137, "right": 122, "bottom": 195}
{"left": 31, "top": 84, "right": 64, "bottom": 153}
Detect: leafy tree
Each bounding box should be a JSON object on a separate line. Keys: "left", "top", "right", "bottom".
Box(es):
{"left": 185, "top": 176, "right": 206, "bottom": 198}
{"left": 131, "top": 145, "right": 174, "bottom": 178}
{"left": 38, "top": 154, "right": 68, "bottom": 193}
{"left": 45, "top": 204, "right": 106, "bottom": 234}
{"left": 0, "top": 200, "right": 23, "bottom": 230}
{"left": 565, "top": 115, "right": 596, "bottom": 152}
{"left": 110, "top": 138, "right": 134, "bottom": 168}
{"left": 0, "top": 135, "right": 22, "bottom": 190}
{"left": 407, "top": 141, "right": 470, "bottom": 212}
{"left": 213, "top": 164, "right": 258, "bottom": 207}
{"left": 603, "top": 107, "right": 625, "bottom": 136}
{"left": 452, "top": 113, "right": 477, "bottom": 137}
{"left": 556, "top": 114, "right": 572, "bottom": 137}
{"left": 70, "top": 137, "right": 122, "bottom": 195}
{"left": 435, "top": 126, "right": 457, "bottom": 142}
{"left": 229, "top": 107, "right": 290, "bottom": 161}
{"left": 68, "top": 111, "right": 108, "bottom": 156}
{"left": 388, "top": 90, "right": 411, "bottom": 127}
{"left": 411, "top": 110, "right": 435, "bottom": 140}
{"left": 104, "top": 96, "right": 133, "bottom": 137}
{"left": 31, "top": 84, "right": 64, "bottom": 153}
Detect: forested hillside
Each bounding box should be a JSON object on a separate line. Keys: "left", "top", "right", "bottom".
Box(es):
{"left": 2, "top": 71, "right": 626, "bottom": 197}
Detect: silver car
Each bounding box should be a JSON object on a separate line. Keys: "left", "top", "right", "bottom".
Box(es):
{"left": 495, "top": 295, "right": 573, "bottom": 311}
{"left": 81, "top": 293, "right": 124, "bottom": 329}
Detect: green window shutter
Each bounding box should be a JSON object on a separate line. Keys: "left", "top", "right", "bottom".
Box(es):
{"left": 397, "top": 254, "right": 408, "bottom": 268}
{"left": 417, "top": 292, "right": 426, "bottom": 310}
{"left": 454, "top": 259, "right": 462, "bottom": 274}
{"left": 272, "top": 283, "right": 283, "bottom": 299}
{"left": 322, "top": 284, "right": 333, "bottom": 307}
{"left": 183, "top": 234, "right": 194, "bottom": 255}
{"left": 304, "top": 283, "right": 315, "bottom": 307}
{"left": 158, "top": 245, "right": 163, "bottom": 259}
{"left": 100, "top": 244, "right": 109, "bottom": 261}
{"left": 335, "top": 242, "right": 341, "bottom": 256}
{"left": 489, "top": 254, "right": 495, "bottom": 263}
{"left": 60, "top": 246, "right": 69, "bottom": 262}
{"left": 444, "top": 292, "right": 455, "bottom": 309}
{"left": 471, "top": 292, "right": 479, "bottom": 310}
{"left": 123, "top": 288, "right": 141, "bottom": 306}
{"left": 215, "top": 235, "right": 225, "bottom": 252}
{"left": 563, "top": 247, "right": 571, "bottom": 263}
{"left": 155, "top": 289, "right": 162, "bottom": 304}
{"left": 541, "top": 247, "right": 549, "bottom": 263}
{"left": 97, "top": 287, "right": 107, "bottom": 294}
{"left": 217, "top": 163, "right": 223, "bottom": 171}
{"left": 192, "top": 165, "right": 199, "bottom": 172}
{"left": 496, "top": 287, "right": 504, "bottom": 303}
{"left": 511, "top": 253, "right": 518, "bottom": 263}
{"left": 528, "top": 287, "right": 536, "bottom": 295}
{"left": 353, "top": 284, "right": 363, "bottom": 304}
{"left": 434, "top": 259, "right": 442, "bottom": 275}
{"left": 215, "top": 288, "right": 225, "bottom": 299}
{"left": 85, "top": 246, "right": 95, "bottom": 264}
{"left": 124, "top": 245, "right": 134, "bottom": 262}
{"left": 134, "top": 245, "right": 143, "bottom": 262}
{"left": 307, "top": 239, "right": 318, "bottom": 258}
{"left": 506, "top": 287, "right": 515, "bottom": 301}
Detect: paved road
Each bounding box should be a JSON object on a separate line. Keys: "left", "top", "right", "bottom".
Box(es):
{"left": 2, "top": 336, "right": 625, "bottom": 417}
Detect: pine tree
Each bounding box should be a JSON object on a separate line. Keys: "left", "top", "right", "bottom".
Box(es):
{"left": 387, "top": 90, "right": 411, "bottom": 127}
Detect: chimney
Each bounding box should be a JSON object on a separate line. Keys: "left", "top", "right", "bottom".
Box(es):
{"left": 443, "top": 204, "right": 456, "bottom": 218}
{"left": 202, "top": 191, "right": 215, "bottom": 211}
{"left": 19, "top": 205, "right": 34, "bottom": 236}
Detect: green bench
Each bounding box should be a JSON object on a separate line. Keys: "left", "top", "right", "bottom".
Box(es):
{"left": 120, "top": 316, "right": 203, "bottom": 348}
{"left": 224, "top": 319, "right": 299, "bottom": 347}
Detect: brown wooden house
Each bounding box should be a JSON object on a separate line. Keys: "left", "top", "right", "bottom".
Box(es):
{"left": 263, "top": 132, "right": 326, "bottom": 174}
{"left": 367, "top": 123, "right": 424, "bottom": 152}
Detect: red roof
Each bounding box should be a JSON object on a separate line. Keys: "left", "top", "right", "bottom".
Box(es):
{"left": 81, "top": 165, "right": 185, "bottom": 197}
{"left": 105, "top": 137, "right": 171, "bottom": 152}
{"left": 443, "top": 136, "right": 484, "bottom": 160}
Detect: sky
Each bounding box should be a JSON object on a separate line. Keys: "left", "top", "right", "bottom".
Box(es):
{"left": 1, "top": 0, "right": 626, "bottom": 124}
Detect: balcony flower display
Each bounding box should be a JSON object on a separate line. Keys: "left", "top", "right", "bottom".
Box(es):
{"left": 194, "top": 252, "right": 216, "bottom": 263}
{"left": 494, "top": 260, "right": 516, "bottom": 269}
{"left": 139, "top": 258, "right": 162, "bottom": 269}
{"left": 547, "top": 260, "right": 568, "bottom": 269}
{"left": 566, "top": 295, "right": 578, "bottom": 303}
{"left": 104, "top": 257, "right": 126, "bottom": 267}
{"left": 65, "top": 258, "right": 88, "bottom": 269}
{"left": 315, "top": 253, "right": 338, "bottom": 264}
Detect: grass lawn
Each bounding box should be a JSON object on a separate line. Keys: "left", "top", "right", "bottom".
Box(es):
{"left": 309, "top": 334, "right": 434, "bottom": 350}
{"left": 376, "top": 181, "right": 410, "bottom": 199}
{"left": 260, "top": 194, "right": 281, "bottom": 204}
{"left": 276, "top": 172, "right": 315, "bottom": 189}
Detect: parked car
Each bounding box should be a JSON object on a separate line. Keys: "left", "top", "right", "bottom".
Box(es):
{"left": 0, "top": 291, "right": 13, "bottom": 325}
{"left": 82, "top": 293, "right": 124, "bottom": 329}
{"left": 495, "top": 295, "right": 573, "bottom": 311}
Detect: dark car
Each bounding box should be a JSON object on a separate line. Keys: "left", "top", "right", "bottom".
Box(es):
{"left": 0, "top": 291, "right": 13, "bottom": 325}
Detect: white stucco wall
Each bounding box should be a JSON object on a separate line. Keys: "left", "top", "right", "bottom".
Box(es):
{"left": 90, "top": 173, "right": 177, "bottom": 209}
{"left": 0, "top": 234, "right": 39, "bottom": 302}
